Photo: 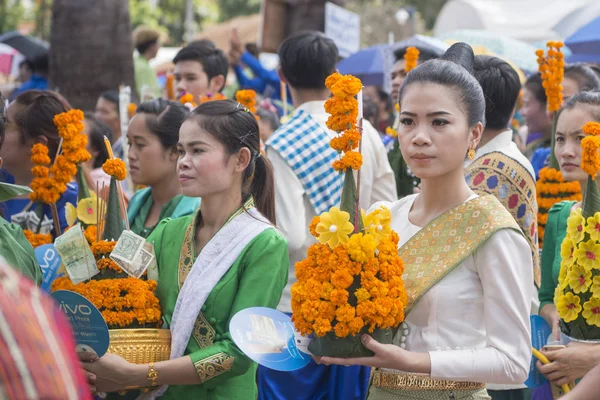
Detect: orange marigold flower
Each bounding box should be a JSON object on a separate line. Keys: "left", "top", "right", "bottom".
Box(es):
{"left": 325, "top": 72, "right": 343, "bottom": 90}
{"left": 330, "top": 288, "right": 349, "bottom": 306}
{"left": 102, "top": 158, "right": 127, "bottom": 180}
{"left": 23, "top": 230, "right": 53, "bottom": 248}
{"left": 128, "top": 103, "right": 137, "bottom": 119}
{"left": 581, "top": 135, "right": 600, "bottom": 178}
{"left": 309, "top": 216, "right": 321, "bottom": 237}
{"left": 83, "top": 225, "right": 98, "bottom": 244}
{"left": 582, "top": 122, "right": 600, "bottom": 137}
{"left": 330, "top": 75, "right": 362, "bottom": 100}
{"left": 314, "top": 318, "right": 332, "bottom": 337}
{"left": 334, "top": 322, "right": 350, "bottom": 337}
{"left": 331, "top": 270, "right": 354, "bottom": 289}
{"left": 404, "top": 46, "right": 420, "bottom": 72}
{"left": 31, "top": 144, "right": 51, "bottom": 165}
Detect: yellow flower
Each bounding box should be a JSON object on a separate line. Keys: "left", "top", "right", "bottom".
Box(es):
{"left": 65, "top": 202, "right": 77, "bottom": 226}
{"left": 76, "top": 195, "right": 104, "bottom": 225}
{"left": 362, "top": 206, "right": 392, "bottom": 242}
{"left": 566, "top": 208, "right": 585, "bottom": 243}
{"left": 347, "top": 233, "right": 377, "bottom": 263}
{"left": 558, "top": 262, "right": 569, "bottom": 289}
{"left": 574, "top": 239, "right": 600, "bottom": 271}
{"left": 567, "top": 264, "right": 592, "bottom": 293}
{"left": 585, "top": 213, "right": 600, "bottom": 241}
{"left": 582, "top": 297, "right": 600, "bottom": 327}
{"left": 560, "top": 237, "right": 576, "bottom": 267}
{"left": 556, "top": 292, "right": 582, "bottom": 322}
{"left": 591, "top": 276, "right": 600, "bottom": 297}
{"left": 316, "top": 207, "right": 354, "bottom": 248}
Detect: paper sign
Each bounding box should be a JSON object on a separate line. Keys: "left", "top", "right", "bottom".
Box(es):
{"left": 52, "top": 290, "right": 110, "bottom": 358}
{"left": 526, "top": 315, "right": 552, "bottom": 388}
{"left": 325, "top": 2, "right": 360, "bottom": 58}
{"left": 35, "top": 244, "right": 62, "bottom": 293}
{"left": 230, "top": 307, "right": 311, "bottom": 371}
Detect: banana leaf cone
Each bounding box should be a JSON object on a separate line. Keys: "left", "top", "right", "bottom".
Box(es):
{"left": 76, "top": 164, "right": 91, "bottom": 201}
{"left": 102, "top": 177, "right": 124, "bottom": 242}
{"left": 307, "top": 168, "right": 394, "bottom": 358}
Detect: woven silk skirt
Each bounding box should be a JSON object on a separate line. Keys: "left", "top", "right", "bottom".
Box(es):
{"left": 368, "top": 386, "right": 490, "bottom": 400}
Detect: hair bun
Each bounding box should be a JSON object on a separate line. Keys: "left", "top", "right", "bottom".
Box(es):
{"left": 441, "top": 42, "right": 475, "bottom": 75}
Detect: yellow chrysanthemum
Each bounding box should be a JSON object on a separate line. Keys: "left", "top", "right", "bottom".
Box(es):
{"left": 556, "top": 292, "right": 582, "bottom": 322}
{"left": 582, "top": 297, "right": 600, "bottom": 327}
{"left": 316, "top": 207, "right": 354, "bottom": 248}
{"left": 591, "top": 276, "right": 600, "bottom": 297}
{"left": 585, "top": 212, "right": 600, "bottom": 241}
{"left": 567, "top": 264, "right": 592, "bottom": 293}
{"left": 347, "top": 233, "right": 377, "bottom": 263}
{"left": 76, "top": 195, "right": 104, "bottom": 225}
{"left": 566, "top": 208, "right": 585, "bottom": 243}
{"left": 574, "top": 239, "right": 600, "bottom": 271}
{"left": 65, "top": 202, "right": 77, "bottom": 227}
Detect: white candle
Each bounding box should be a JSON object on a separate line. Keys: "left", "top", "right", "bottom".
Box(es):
{"left": 357, "top": 89, "right": 363, "bottom": 121}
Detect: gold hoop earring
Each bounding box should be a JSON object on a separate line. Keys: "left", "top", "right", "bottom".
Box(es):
{"left": 467, "top": 147, "right": 476, "bottom": 160}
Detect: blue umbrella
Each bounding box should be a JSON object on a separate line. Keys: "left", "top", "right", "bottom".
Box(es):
{"left": 566, "top": 16, "right": 600, "bottom": 63}
{"left": 337, "top": 35, "right": 448, "bottom": 87}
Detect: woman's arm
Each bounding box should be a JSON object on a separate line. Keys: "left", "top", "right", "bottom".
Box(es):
{"left": 561, "top": 362, "right": 600, "bottom": 400}
{"left": 539, "top": 303, "right": 560, "bottom": 341}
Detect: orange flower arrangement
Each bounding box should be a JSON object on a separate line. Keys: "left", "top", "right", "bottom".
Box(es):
{"left": 199, "top": 93, "right": 227, "bottom": 104}
{"left": 179, "top": 93, "right": 197, "bottom": 108}
{"left": 404, "top": 46, "right": 420, "bottom": 73}
{"left": 325, "top": 72, "right": 363, "bottom": 172}
{"left": 23, "top": 230, "right": 53, "bottom": 248}
{"left": 536, "top": 42, "right": 565, "bottom": 113}
{"left": 128, "top": 103, "right": 137, "bottom": 119}
{"left": 52, "top": 277, "right": 161, "bottom": 328}
{"left": 581, "top": 122, "right": 600, "bottom": 178}
{"left": 235, "top": 89, "right": 257, "bottom": 113}
{"left": 292, "top": 207, "right": 407, "bottom": 338}
{"left": 30, "top": 110, "right": 91, "bottom": 205}
{"left": 102, "top": 159, "right": 127, "bottom": 181}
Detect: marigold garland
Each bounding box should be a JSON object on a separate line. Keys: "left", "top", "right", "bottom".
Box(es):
{"left": 102, "top": 159, "right": 127, "bottom": 181}
{"left": 199, "top": 93, "right": 227, "bottom": 104}
{"left": 325, "top": 72, "right": 363, "bottom": 172}
{"left": 536, "top": 41, "right": 564, "bottom": 112}
{"left": 235, "top": 89, "right": 258, "bottom": 114}
{"left": 128, "top": 103, "right": 137, "bottom": 119}
{"left": 292, "top": 206, "right": 407, "bottom": 338}
{"left": 23, "top": 230, "right": 53, "bottom": 248}
{"left": 30, "top": 110, "right": 90, "bottom": 204}
{"left": 179, "top": 93, "right": 197, "bottom": 108}
{"left": 536, "top": 167, "right": 582, "bottom": 248}
{"left": 404, "top": 46, "right": 420, "bottom": 73}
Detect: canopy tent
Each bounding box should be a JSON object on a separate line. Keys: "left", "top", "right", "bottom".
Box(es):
{"left": 566, "top": 16, "right": 600, "bottom": 63}
{"left": 433, "top": 0, "right": 598, "bottom": 43}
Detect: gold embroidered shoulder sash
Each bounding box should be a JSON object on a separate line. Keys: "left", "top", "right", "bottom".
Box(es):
{"left": 399, "top": 194, "right": 520, "bottom": 314}
{"left": 465, "top": 151, "right": 540, "bottom": 286}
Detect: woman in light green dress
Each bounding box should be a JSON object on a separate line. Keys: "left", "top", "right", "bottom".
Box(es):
{"left": 126, "top": 99, "right": 199, "bottom": 238}
{"left": 82, "top": 100, "right": 289, "bottom": 399}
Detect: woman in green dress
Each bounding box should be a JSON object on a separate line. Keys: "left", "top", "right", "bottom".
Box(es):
{"left": 537, "top": 91, "right": 600, "bottom": 386}
{"left": 82, "top": 100, "right": 289, "bottom": 399}
{"left": 126, "top": 99, "right": 200, "bottom": 238}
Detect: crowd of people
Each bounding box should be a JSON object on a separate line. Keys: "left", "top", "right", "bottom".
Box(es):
{"left": 2, "top": 21, "right": 600, "bottom": 400}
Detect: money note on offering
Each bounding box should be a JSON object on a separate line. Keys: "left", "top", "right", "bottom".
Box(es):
{"left": 110, "top": 230, "right": 155, "bottom": 278}
{"left": 54, "top": 223, "right": 99, "bottom": 284}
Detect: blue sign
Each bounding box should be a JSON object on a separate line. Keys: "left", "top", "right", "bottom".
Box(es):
{"left": 526, "top": 315, "right": 553, "bottom": 388}
{"left": 230, "top": 307, "right": 312, "bottom": 371}
{"left": 35, "top": 244, "right": 62, "bottom": 293}
{"left": 51, "top": 290, "right": 110, "bottom": 358}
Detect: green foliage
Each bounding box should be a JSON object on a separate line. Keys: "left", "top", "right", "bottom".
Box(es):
{"left": 0, "top": 0, "right": 27, "bottom": 33}
{"left": 216, "top": 0, "right": 260, "bottom": 22}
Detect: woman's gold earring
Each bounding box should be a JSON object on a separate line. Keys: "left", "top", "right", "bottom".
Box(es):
{"left": 467, "top": 147, "right": 476, "bottom": 160}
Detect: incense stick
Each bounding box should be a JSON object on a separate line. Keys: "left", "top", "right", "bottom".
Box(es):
{"left": 96, "top": 181, "right": 100, "bottom": 242}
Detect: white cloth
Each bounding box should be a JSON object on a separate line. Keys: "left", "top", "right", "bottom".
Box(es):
{"left": 464, "top": 130, "right": 538, "bottom": 390}
{"left": 373, "top": 194, "right": 533, "bottom": 385}
{"left": 268, "top": 100, "right": 397, "bottom": 313}
{"left": 155, "top": 208, "right": 272, "bottom": 397}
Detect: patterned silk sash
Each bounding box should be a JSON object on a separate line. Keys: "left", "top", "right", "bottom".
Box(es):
{"left": 465, "top": 151, "right": 540, "bottom": 286}
{"left": 399, "top": 194, "right": 520, "bottom": 313}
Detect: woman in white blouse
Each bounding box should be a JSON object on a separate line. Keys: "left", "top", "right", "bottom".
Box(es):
{"left": 316, "top": 43, "right": 532, "bottom": 399}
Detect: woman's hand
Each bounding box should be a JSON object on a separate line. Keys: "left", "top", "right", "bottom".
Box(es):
{"left": 539, "top": 304, "right": 560, "bottom": 342}
{"left": 537, "top": 342, "right": 600, "bottom": 386}
{"left": 80, "top": 353, "right": 145, "bottom": 393}
{"left": 313, "top": 334, "right": 431, "bottom": 373}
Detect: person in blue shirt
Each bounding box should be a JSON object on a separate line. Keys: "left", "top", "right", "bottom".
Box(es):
{"left": 0, "top": 90, "right": 77, "bottom": 233}
{"left": 10, "top": 55, "right": 49, "bottom": 100}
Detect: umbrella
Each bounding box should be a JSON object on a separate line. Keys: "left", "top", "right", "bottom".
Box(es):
{"left": 337, "top": 35, "right": 448, "bottom": 88}
{"left": 0, "top": 31, "right": 48, "bottom": 61}
{"left": 437, "top": 30, "right": 539, "bottom": 72}
{"left": 566, "top": 16, "right": 600, "bottom": 63}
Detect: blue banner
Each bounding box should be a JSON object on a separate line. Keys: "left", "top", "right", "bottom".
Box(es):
{"left": 35, "top": 244, "right": 62, "bottom": 293}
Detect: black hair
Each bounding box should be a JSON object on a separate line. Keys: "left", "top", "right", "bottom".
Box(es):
{"left": 399, "top": 42, "right": 486, "bottom": 128}
{"left": 278, "top": 31, "right": 338, "bottom": 89}
{"left": 256, "top": 107, "right": 280, "bottom": 132}
{"left": 19, "top": 59, "right": 33, "bottom": 71}
{"left": 562, "top": 91, "right": 600, "bottom": 121}
{"left": 362, "top": 96, "right": 379, "bottom": 127}
{"left": 525, "top": 73, "right": 546, "bottom": 105}
{"left": 30, "top": 54, "right": 48, "bottom": 75}
{"left": 173, "top": 42, "right": 228, "bottom": 92}
{"left": 84, "top": 113, "right": 113, "bottom": 169}
{"left": 564, "top": 64, "right": 600, "bottom": 93}
{"left": 473, "top": 55, "right": 521, "bottom": 130}
{"left": 188, "top": 100, "right": 276, "bottom": 224}
{"left": 136, "top": 39, "right": 158, "bottom": 56}
{"left": 135, "top": 98, "right": 189, "bottom": 149}
{"left": 100, "top": 90, "right": 120, "bottom": 109}
{"left": 393, "top": 47, "right": 438, "bottom": 63}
